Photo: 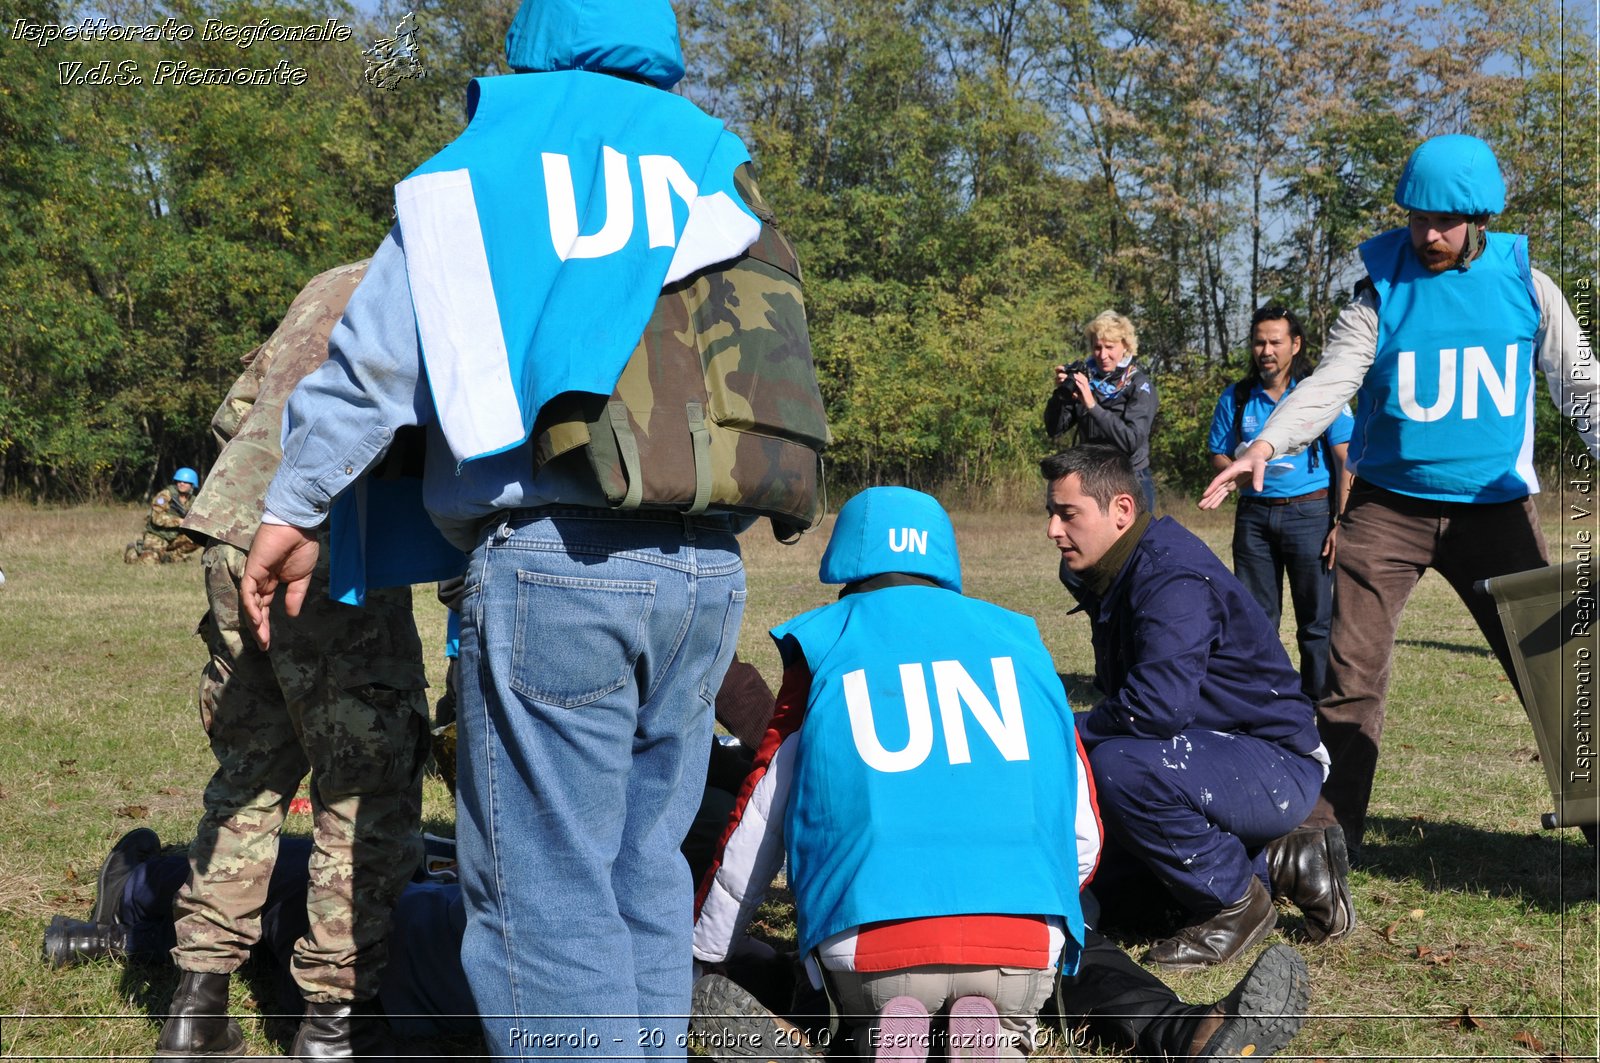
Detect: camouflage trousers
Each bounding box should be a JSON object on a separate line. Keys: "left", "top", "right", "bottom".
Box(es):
{"left": 124, "top": 532, "right": 202, "bottom": 565}
{"left": 172, "top": 542, "right": 429, "bottom": 1003}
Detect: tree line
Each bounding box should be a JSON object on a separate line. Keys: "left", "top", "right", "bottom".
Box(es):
{"left": 0, "top": 0, "right": 1591, "bottom": 501}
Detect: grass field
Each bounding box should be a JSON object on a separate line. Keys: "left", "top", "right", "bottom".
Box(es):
{"left": 1, "top": 497, "right": 1596, "bottom": 1060}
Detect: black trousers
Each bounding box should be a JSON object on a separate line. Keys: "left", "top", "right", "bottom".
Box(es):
{"left": 1055, "top": 928, "right": 1207, "bottom": 1058}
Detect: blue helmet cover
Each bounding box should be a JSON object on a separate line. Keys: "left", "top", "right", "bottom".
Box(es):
{"left": 819, "top": 487, "right": 963, "bottom": 593}
{"left": 1394, "top": 134, "right": 1505, "bottom": 215}
{"left": 504, "top": 0, "right": 685, "bottom": 89}
{"left": 173, "top": 467, "right": 200, "bottom": 488}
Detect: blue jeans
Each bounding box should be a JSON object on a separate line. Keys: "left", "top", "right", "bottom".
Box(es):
{"left": 456, "top": 509, "right": 746, "bottom": 1060}
{"left": 1135, "top": 467, "right": 1157, "bottom": 516}
{"left": 1231, "top": 498, "right": 1334, "bottom": 699}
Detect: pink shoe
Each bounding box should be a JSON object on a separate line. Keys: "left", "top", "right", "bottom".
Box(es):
{"left": 947, "top": 996, "right": 1001, "bottom": 1063}
{"left": 873, "top": 996, "right": 930, "bottom": 1063}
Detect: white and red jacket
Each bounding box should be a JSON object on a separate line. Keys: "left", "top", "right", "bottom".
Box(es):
{"left": 693, "top": 658, "right": 1102, "bottom": 978}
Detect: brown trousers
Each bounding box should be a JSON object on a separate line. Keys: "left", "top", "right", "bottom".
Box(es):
{"left": 1308, "top": 479, "right": 1548, "bottom": 848}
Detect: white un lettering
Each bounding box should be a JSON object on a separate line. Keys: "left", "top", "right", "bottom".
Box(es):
{"left": 541, "top": 148, "right": 700, "bottom": 261}
{"left": 1397, "top": 344, "right": 1517, "bottom": 422}
{"left": 887, "top": 527, "right": 928, "bottom": 554}
{"left": 843, "top": 657, "right": 1030, "bottom": 772}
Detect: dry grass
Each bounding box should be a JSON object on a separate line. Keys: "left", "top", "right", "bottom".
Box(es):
{"left": 0, "top": 497, "right": 1596, "bottom": 1060}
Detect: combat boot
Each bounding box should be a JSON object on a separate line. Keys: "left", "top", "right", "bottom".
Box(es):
{"left": 42, "top": 916, "right": 127, "bottom": 968}
{"left": 92, "top": 827, "right": 161, "bottom": 924}
{"left": 152, "top": 970, "right": 244, "bottom": 1062}
{"left": 289, "top": 999, "right": 393, "bottom": 1062}
{"left": 1265, "top": 824, "right": 1356, "bottom": 942}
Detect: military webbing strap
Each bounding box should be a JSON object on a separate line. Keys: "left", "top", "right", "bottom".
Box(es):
{"left": 605, "top": 402, "right": 645, "bottom": 510}
{"left": 686, "top": 402, "right": 713, "bottom": 515}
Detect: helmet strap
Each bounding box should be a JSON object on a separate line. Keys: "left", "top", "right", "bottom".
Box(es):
{"left": 1457, "top": 219, "right": 1487, "bottom": 271}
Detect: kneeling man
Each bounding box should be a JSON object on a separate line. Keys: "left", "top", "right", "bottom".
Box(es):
{"left": 1043, "top": 446, "right": 1345, "bottom": 969}
{"left": 694, "top": 487, "right": 1310, "bottom": 1062}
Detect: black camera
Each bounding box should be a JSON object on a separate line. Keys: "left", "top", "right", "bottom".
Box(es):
{"left": 1055, "top": 359, "right": 1095, "bottom": 399}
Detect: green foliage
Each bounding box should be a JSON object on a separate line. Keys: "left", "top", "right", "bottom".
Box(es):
{"left": 0, "top": 0, "right": 1592, "bottom": 499}
{"left": 1147, "top": 358, "right": 1236, "bottom": 492}
{"left": 0, "top": 0, "right": 474, "bottom": 497}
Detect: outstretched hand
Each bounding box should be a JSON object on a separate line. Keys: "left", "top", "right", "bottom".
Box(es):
{"left": 1199, "top": 440, "right": 1273, "bottom": 509}
{"left": 241, "top": 522, "right": 321, "bottom": 650}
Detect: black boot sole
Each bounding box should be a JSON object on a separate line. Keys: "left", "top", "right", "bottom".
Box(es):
{"left": 691, "top": 973, "right": 812, "bottom": 1060}
{"left": 1317, "top": 824, "right": 1357, "bottom": 942}
{"left": 1196, "top": 943, "right": 1309, "bottom": 1059}
{"left": 152, "top": 1033, "right": 246, "bottom": 1063}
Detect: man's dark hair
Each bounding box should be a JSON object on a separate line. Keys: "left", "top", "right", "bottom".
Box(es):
{"left": 1243, "top": 304, "right": 1311, "bottom": 388}
{"left": 1039, "top": 446, "right": 1143, "bottom": 514}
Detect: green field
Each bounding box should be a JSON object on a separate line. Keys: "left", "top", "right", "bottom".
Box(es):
{"left": 1, "top": 499, "right": 1596, "bottom": 1060}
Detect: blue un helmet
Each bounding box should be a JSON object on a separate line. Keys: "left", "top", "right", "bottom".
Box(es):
{"left": 173, "top": 467, "right": 200, "bottom": 489}
{"left": 1394, "top": 134, "right": 1505, "bottom": 216}
{"left": 819, "top": 487, "right": 962, "bottom": 593}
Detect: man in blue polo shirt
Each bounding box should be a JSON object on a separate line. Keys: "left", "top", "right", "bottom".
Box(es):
{"left": 1208, "top": 305, "right": 1352, "bottom": 701}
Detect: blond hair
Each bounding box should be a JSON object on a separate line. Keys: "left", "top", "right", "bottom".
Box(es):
{"left": 1084, "top": 310, "right": 1138, "bottom": 361}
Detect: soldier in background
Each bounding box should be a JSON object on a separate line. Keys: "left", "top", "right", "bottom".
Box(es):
{"left": 153, "top": 261, "right": 430, "bottom": 1063}
{"left": 124, "top": 468, "right": 203, "bottom": 564}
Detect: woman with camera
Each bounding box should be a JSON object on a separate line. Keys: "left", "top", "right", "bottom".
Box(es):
{"left": 1044, "top": 310, "right": 1160, "bottom": 512}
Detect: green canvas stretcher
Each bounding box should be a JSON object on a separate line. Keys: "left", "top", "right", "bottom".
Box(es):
{"left": 1478, "top": 558, "right": 1600, "bottom": 832}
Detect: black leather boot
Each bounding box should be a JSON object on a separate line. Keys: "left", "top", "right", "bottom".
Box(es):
{"left": 42, "top": 915, "right": 127, "bottom": 968}
{"left": 152, "top": 970, "right": 245, "bottom": 1062}
{"left": 1265, "top": 824, "right": 1356, "bottom": 942}
{"left": 1146, "top": 877, "right": 1277, "bottom": 971}
{"left": 92, "top": 827, "right": 161, "bottom": 925}
{"left": 290, "top": 999, "right": 393, "bottom": 1062}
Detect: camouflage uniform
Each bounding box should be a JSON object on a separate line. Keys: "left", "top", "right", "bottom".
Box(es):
{"left": 125, "top": 484, "right": 202, "bottom": 564}
{"left": 175, "top": 261, "right": 430, "bottom": 1004}
{"left": 530, "top": 164, "right": 828, "bottom": 540}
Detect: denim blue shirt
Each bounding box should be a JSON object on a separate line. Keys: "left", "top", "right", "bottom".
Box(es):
{"left": 264, "top": 227, "right": 603, "bottom": 551}
{"left": 1208, "top": 380, "right": 1353, "bottom": 499}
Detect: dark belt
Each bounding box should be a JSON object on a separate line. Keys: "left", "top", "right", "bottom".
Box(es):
{"left": 1241, "top": 488, "right": 1328, "bottom": 506}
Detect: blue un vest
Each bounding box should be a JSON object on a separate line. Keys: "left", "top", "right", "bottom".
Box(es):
{"left": 772, "top": 586, "right": 1085, "bottom": 969}
{"left": 329, "top": 71, "right": 758, "bottom": 601}
{"left": 394, "top": 71, "right": 758, "bottom": 465}
{"left": 1352, "top": 228, "right": 1542, "bottom": 502}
